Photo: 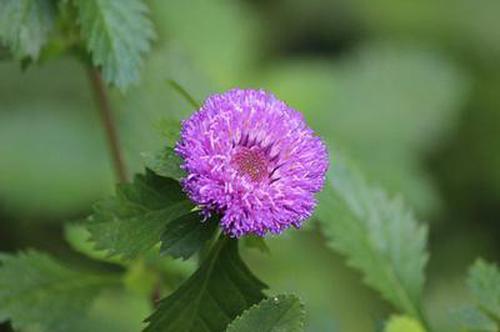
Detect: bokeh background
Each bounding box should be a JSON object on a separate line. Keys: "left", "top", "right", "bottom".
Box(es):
{"left": 1, "top": 0, "right": 499, "bottom": 331}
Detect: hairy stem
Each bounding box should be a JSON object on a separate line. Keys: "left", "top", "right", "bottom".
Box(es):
{"left": 87, "top": 68, "right": 128, "bottom": 183}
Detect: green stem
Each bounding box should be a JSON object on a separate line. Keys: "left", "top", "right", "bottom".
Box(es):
{"left": 167, "top": 80, "right": 200, "bottom": 109}
{"left": 87, "top": 68, "right": 128, "bottom": 183}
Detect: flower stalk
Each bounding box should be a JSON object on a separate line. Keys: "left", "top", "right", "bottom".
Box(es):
{"left": 87, "top": 68, "right": 128, "bottom": 183}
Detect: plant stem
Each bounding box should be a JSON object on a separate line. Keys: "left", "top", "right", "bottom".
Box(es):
{"left": 167, "top": 80, "right": 200, "bottom": 109}
{"left": 151, "top": 281, "right": 162, "bottom": 308}
{"left": 87, "top": 68, "right": 128, "bottom": 183}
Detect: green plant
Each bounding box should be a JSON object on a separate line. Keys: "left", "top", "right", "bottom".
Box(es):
{"left": 0, "top": 1, "right": 497, "bottom": 332}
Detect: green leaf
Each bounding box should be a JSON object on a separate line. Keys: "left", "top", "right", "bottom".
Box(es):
{"left": 0, "top": 251, "right": 119, "bottom": 332}
{"left": 242, "top": 235, "right": 271, "bottom": 255}
{"left": 156, "top": 118, "right": 182, "bottom": 146}
{"left": 144, "top": 237, "right": 267, "bottom": 332}
{"left": 226, "top": 294, "right": 305, "bottom": 332}
{"left": 384, "top": 315, "right": 426, "bottom": 332}
{"left": 64, "top": 223, "right": 124, "bottom": 265}
{"left": 0, "top": 0, "right": 55, "bottom": 60}
{"left": 142, "top": 147, "right": 185, "bottom": 181}
{"left": 452, "top": 306, "right": 498, "bottom": 332}
{"left": 468, "top": 259, "right": 500, "bottom": 320}
{"left": 316, "top": 155, "right": 428, "bottom": 319}
{"left": 74, "top": 0, "right": 155, "bottom": 88}
{"left": 87, "top": 170, "right": 194, "bottom": 259}
{"left": 449, "top": 260, "right": 500, "bottom": 332}
{"left": 160, "top": 212, "right": 218, "bottom": 260}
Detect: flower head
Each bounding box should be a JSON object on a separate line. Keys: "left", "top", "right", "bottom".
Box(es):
{"left": 176, "top": 89, "right": 329, "bottom": 237}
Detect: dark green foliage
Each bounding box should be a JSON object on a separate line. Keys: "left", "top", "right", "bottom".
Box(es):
{"left": 226, "top": 294, "right": 305, "bottom": 332}
{"left": 144, "top": 238, "right": 267, "bottom": 332}
{"left": 0, "top": 251, "right": 119, "bottom": 332}
{"left": 2, "top": 0, "right": 500, "bottom": 331}
{"left": 87, "top": 170, "right": 194, "bottom": 259}
{"left": 160, "top": 212, "right": 218, "bottom": 260}
{"left": 242, "top": 235, "right": 270, "bottom": 254}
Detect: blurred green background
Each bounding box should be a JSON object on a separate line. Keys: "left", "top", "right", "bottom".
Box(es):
{"left": 1, "top": 0, "right": 499, "bottom": 331}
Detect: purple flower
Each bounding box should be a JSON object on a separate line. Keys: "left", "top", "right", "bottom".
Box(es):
{"left": 175, "top": 89, "right": 329, "bottom": 237}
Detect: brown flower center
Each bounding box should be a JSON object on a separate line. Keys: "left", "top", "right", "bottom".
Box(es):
{"left": 232, "top": 147, "right": 269, "bottom": 182}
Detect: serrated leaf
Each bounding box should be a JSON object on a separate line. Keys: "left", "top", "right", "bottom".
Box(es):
{"left": 226, "top": 294, "right": 305, "bottom": 332}
{"left": 87, "top": 170, "right": 194, "bottom": 259}
{"left": 316, "top": 155, "right": 428, "bottom": 319}
{"left": 384, "top": 315, "right": 426, "bottom": 332}
{"left": 142, "top": 147, "right": 185, "bottom": 181}
{"left": 160, "top": 212, "right": 218, "bottom": 260}
{"left": 74, "top": 0, "right": 155, "bottom": 88}
{"left": 0, "top": 0, "right": 55, "bottom": 60}
{"left": 0, "top": 251, "right": 119, "bottom": 332}
{"left": 64, "top": 223, "right": 124, "bottom": 265}
{"left": 468, "top": 259, "right": 500, "bottom": 320}
{"left": 452, "top": 306, "right": 498, "bottom": 332}
{"left": 144, "top": 237, "right": 267, "bottom": 332}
